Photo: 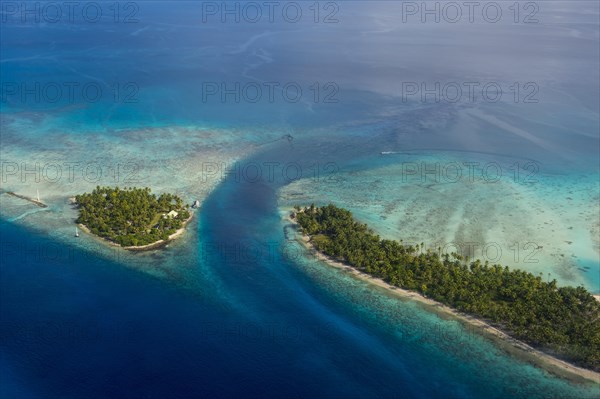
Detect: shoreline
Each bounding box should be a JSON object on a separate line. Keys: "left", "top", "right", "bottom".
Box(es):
{"left": 78, "top": 212, "right": 195, "bottom": 251}
{"left": 286, "top": 213, "right": 600, "bottom": 385}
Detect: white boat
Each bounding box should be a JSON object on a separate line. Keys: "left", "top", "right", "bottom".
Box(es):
{"left": 75, "top": 226, "right": 79, "bottom": 237}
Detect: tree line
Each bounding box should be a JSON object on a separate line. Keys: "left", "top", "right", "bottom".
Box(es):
{"left": 294, "top": 204, "right": 600, "bottom": 371}
{"left": 75, "top": 186, "right": 191, "bottom": 247}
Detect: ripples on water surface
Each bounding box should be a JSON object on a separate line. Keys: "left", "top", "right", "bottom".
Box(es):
{"left": 1, "top": 1, "right": 599, "bottom": 398}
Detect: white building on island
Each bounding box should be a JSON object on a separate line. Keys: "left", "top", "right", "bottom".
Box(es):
{"left": 164, "top": 210, "right": 179, "bottom": 219}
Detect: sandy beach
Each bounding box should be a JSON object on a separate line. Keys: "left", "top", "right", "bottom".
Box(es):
{"left": 78, "top": 212, "right": 195, "bottom": 252}
{"left": 285, "top": 213, "right": 600, "bottom": 385}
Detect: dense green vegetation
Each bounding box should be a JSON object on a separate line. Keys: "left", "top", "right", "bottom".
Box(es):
{"left": 76, "top": 186, "right": 191, "bottom": 247}
{"left": 295, "top": 204, "right": 600, "bottom": 371}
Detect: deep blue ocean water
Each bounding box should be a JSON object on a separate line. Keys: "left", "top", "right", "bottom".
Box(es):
{"left": 2, "top": 137, "right": 599, "bottom": 398}
{"left": 1, "top": 2, "right": 599, "bottom": 398}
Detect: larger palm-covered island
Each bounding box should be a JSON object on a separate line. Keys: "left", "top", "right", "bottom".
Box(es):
{"left": 75, "top": 186, "right": 191, "bottom": 247}
{"left": 294, "top": 204, "right": 600, "bottom": 371}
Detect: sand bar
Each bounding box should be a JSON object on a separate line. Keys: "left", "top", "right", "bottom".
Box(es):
{"left": 5, "top": 192, "right": 48, "bottom": 208}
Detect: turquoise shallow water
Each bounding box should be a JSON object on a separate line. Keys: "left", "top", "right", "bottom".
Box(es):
{"left": 1, "top": 1, "right": 599, "bottom": 397}
{"left": 279, "top": 150, "right": 600, "bottom": 292}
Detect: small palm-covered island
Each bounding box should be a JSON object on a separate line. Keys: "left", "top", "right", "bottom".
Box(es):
{"left": 75, "top": 186, "right": 193, "bottom": 249}
{"left": 292, "top": 204, "right": 600, "bottom": 378}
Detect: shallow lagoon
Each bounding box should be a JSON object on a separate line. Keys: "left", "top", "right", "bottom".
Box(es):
{"left": 279, "top": 151, "right": 600, "bottom": 292}
{"left": 1, "top": 1, "right": 599, "bottom": 398}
